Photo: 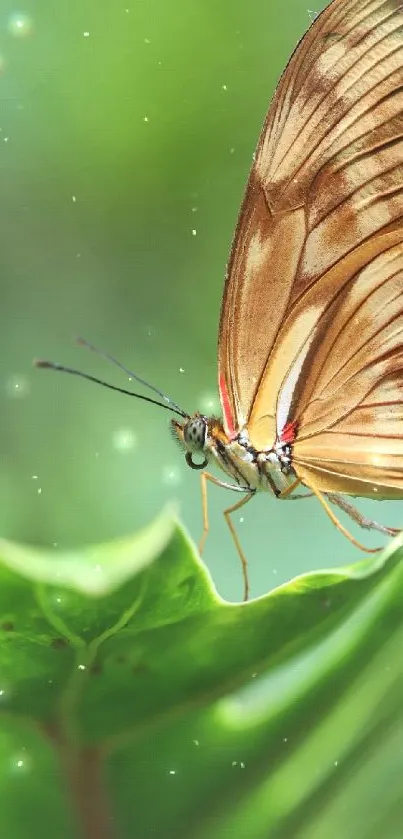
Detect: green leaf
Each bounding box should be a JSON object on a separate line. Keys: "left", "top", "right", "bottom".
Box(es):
{"left": 0, "top": 512, "right": 402, "bottom": 839}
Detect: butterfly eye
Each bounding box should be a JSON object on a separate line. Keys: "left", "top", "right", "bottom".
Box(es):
{"left": 183, "top": 417, "right": 207, "bottom": 452}
{"left": 183, "top": 418, "right": 209, "bottom": 470}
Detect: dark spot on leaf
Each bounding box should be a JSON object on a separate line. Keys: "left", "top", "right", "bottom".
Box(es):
{"left": 51, "top": 637, "right": 69, "bottom": 650}
{"left": 179, "top": 575, "right": 196, "bottom": 598}
{"left": 132, "top": 662, "right": 149, "bottom": 676}
{"left": 1, "top": 621, "right": 14, "bottom": 632}
{"left": 116, "top": 655, "right": 127, "bottom": 664}
{"left": 90, "top": 662, "right": 103, "bottom": 676}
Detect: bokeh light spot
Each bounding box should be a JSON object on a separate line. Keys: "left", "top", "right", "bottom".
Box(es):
{"left": 162, "top": 464, "right": 182, "bottom": 486}
{"left": 6, "top": 374, "right": 30, "bottom": 398}
{"left": 10, "top": 749, "right": 32, "bottom": 774}
{"left": 112, "top": 428, "right": 137, "bottom": 452}
{"left": 198, "top": 391, "right": 220, "bottom": 415}
{"left": 8, "top": 12, "right": 33, "bottom": 38}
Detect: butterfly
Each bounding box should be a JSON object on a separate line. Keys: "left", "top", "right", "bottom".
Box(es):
{"left": 37, "top": 0, "right": 403, "bottom": 599}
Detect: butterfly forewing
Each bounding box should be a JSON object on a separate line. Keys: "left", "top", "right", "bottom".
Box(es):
{"left": 218, "top": 0, "right": 403, "bottom": 504}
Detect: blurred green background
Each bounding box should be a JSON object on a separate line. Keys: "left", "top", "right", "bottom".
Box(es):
{"left": 1, "top": 0, "right": 400, "bottom": 601}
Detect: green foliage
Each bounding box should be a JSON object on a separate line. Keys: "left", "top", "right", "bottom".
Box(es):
{"left": 0, "top": 512, "right": 402, "bottom": 839}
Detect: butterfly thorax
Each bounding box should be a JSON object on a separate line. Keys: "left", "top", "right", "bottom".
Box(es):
{"left": 171, "top": 413, "right": 297, "bottom": 496}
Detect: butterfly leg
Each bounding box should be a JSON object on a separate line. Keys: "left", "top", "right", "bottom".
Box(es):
{"left": 306, "top": 480, "right": 381, "bottom": 553}
{"left": 222, "top": 493, "right": 255, "bottom": 601}
{"left": 278, "top": 479, "right": 314, "bottom": 501}
{"left": 326, "top": 493, "right": 401, "bottom": 537}
{"left": 199, "top": 471, "right": 254, "bottom": 600}
{"left": 278, "top": 477, "right": 300, "bottom": 498}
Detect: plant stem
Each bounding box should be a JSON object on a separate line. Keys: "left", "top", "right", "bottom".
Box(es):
{"left": 50, "top": 727, "right": 116, "bottom": 839}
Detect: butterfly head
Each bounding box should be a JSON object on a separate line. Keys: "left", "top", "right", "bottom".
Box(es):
{"left": 171, "top": 412, "right": 210, "bottom": 470}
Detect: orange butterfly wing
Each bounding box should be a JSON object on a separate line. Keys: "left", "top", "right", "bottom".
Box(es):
{"left": 218, "top": 0, "right": 403, "bottom": 498}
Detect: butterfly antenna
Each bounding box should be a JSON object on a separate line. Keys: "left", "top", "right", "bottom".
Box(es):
{"left": 75, "top": 335, "right": 186, "bottom": 416}
{"left": 34, "top": 359, "right": 188, "bottom": 419}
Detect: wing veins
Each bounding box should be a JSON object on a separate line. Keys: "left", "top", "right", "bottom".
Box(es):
{"left": 268, "top": 14, "right": 403, "bottom": 181}
{"left": 319, "top": 290, "right": 403, "bottom": 389}
{"left": 307, "top": 159, "right": 403, "bottom": 238}
{"left": 297, "top": 346, "right": 403, "bottom": 441}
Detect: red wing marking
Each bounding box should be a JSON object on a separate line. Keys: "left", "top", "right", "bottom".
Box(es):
{"left": 280, "top": 421, "right": 298, "bottom": 445}
{"left": 219, "top": 374, "right": 236, "bottom": 439}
